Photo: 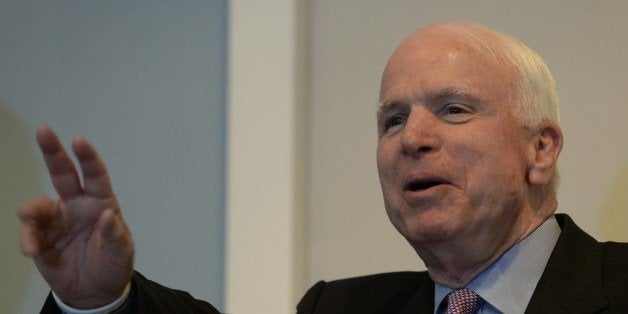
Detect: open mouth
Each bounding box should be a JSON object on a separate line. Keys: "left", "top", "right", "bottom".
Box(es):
{"left": 405, "top": 180, "right": 445, "bottom": 192}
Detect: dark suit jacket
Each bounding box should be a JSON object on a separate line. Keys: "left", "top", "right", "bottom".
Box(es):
{"left": 41, "top": 271, "right": 219, "bottom": 313}
{"left": 39, "top": 214, "right": 628, "bottom": 313}
{"left": 297, "top": 214, "right": 628, "bottom": 313}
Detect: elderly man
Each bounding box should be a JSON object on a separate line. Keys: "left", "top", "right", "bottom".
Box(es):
{"left": 19, "top": 22, "right": 628, "bottom": 313}
{"left": 297, "top": 22, "right": 628, "bottom": 313}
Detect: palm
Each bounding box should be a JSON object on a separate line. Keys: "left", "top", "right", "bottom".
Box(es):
{"left": 19, "top": 126, "right": 133, "bottom": 308}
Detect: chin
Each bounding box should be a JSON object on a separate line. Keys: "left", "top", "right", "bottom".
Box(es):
{"left": 406, "top": 225, "right": 457, "bottom": 244}
{"left": 399, "top": 214, "right": 462, "bottom": 244}
{"left": 386, "top": 200, "right": 466, "bottom": 242}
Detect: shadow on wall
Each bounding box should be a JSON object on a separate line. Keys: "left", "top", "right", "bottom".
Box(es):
{"left": 0, "top": 103, "right": 41, "bottom": 312}
{"left": 600, "top": 163, "right": 628, "bottom": 241}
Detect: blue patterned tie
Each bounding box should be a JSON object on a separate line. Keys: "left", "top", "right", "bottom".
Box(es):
{"left": 446, "top": 288, "right": 484, "bottom": 314}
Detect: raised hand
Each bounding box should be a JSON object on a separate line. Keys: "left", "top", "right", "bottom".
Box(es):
{"left": 18, "top": 125, "right": 134, "bottom": 309}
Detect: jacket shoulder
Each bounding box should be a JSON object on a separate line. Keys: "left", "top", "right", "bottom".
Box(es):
{"left": 529, "top": 214, "right": 628, "bottom": 312}
{"left": 297, "top": 271, "right": 430, "bottom": 314}
{"left": 601, "top": 241, "right": 628, "bottom": 306}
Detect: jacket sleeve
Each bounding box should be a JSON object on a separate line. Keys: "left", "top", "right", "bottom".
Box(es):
{"left": 297, "top": 281, "right": 327, "bottom": 314}
{"left": 41, "top": 271, "right": 220, "bottom": 314}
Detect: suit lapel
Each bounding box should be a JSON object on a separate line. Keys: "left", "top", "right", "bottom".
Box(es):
{"left": 398, "top": 275, "right": 435, "bottom": 314}
{"left": 525, "top": 214, "right": 608, "bottom": 313}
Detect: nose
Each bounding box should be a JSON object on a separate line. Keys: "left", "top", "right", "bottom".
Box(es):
{"left": 400, "top": 108, "right": 441, "bottom": 158}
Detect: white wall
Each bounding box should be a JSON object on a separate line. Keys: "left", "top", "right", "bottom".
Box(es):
{"left": 0, "top": 1, "right": 227, "bottom": 311}
{"left": 226, "top": 0, "right": 307, "bottom": 313}
{"left": 306, "top": 0, "right": 628, "bottom": 286}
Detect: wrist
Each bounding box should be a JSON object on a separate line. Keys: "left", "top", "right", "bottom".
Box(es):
{"left": 52, "top": 282, "right": 131, "bottom": 314}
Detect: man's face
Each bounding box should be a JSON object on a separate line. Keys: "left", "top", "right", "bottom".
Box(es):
{"left": 377, "top": 31, "right": 536, "bottom": 255}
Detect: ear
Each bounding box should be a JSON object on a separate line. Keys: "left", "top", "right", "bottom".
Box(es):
{"left": 527, "top": 121, "right": 563, "bottom": 186}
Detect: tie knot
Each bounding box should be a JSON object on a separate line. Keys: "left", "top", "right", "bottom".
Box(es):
{"left": 446, "top": 288, "right": 484, "bottom": 314}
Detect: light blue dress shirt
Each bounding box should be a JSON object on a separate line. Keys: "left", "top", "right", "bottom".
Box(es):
{"left": 434, "top": 215, "right": 561, "bottom": 314}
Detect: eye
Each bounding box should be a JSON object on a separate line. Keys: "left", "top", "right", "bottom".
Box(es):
{"left": 380, "top": 115, "right": 406, "bottom": 133}
{"left": 445, "top": 104, "right": 468, "bottom": 114}
{"left": 388, "top": 116, "right": 405, "bottom": 127}
{"left": 441, "top": 104, "right": 473, "bottom": 123}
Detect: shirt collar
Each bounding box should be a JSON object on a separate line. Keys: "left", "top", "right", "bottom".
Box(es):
{"left": 434, "top": 215, "right": 561, "bottom": 313}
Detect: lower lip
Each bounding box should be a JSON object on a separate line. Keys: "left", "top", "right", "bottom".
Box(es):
{"left": 402, "top": 184, "right": 448, "bottom": 201}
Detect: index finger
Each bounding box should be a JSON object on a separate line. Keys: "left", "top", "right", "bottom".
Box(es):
{"left": 36, "top": 125, "right": 83, "bottom": 199}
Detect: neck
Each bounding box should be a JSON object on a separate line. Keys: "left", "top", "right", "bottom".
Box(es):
{"left": 417, "top": 196, "right": 557, "bottom": 288}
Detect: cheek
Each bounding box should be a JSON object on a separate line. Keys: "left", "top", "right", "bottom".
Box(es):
{"left": 376, "top": 141, "right": 396, "bottom": 181}
{"left": 376, "top": 142, "right": 407, "bottom": 221}
{"left": 456, "top": 140, "right": 528, "bottom": 211}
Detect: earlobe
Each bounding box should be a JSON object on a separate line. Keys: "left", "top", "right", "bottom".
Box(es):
{"left": 528, "top": 121, "right": 563, "bottom": 186}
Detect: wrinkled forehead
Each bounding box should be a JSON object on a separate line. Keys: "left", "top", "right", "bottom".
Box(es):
{"left": 383, "top": 26, "right": 500, "bottom": 76}
{"left": 379, "top": 26, "right": 516, "bottom": 100}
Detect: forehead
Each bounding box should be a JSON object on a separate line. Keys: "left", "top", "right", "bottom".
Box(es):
{"left": 379, "top": 29, "right": 517, "bottom": 105}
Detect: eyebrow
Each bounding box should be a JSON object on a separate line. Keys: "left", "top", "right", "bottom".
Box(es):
{"left": 377, "top": 101, "right": 395, "bottom": 115}
{"left": 426, "top": 87, "right": 481, "bottom": 105}
{"left": 377, "top": 86, "right": 482, "bottom": 118}
{"left": 376, "top": 101, "right": 405, "bottom": 123}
